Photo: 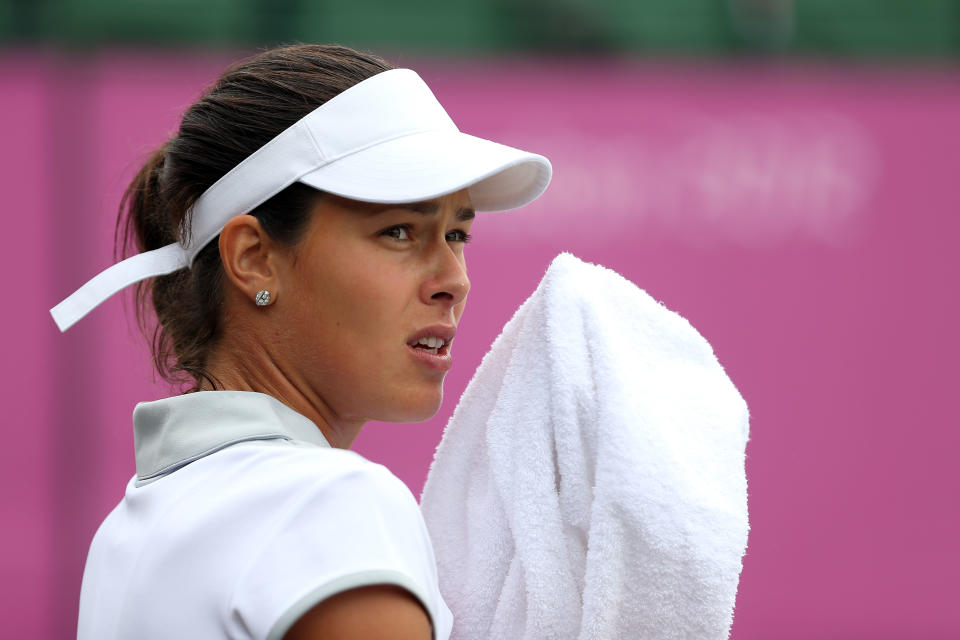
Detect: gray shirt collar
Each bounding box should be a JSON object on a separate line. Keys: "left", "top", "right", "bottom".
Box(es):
{"left": 133, "top": 390, "right": 330, "bottom": 485}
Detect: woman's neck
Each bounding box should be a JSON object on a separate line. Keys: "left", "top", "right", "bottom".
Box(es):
{"left": 201, "top": 341, "right": 366, "bottom": 450}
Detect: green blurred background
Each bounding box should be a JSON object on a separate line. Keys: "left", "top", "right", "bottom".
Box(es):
{"left": 3, "top": 0, "right": 959, "bottom": 58}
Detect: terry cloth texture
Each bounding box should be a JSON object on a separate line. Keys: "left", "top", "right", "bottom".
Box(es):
{"left": 420, "top": 252, "right": 750, "bottom": 640}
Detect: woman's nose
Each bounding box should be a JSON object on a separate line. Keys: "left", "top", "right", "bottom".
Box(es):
{"left": 421, "top": 246, "right": 470, "bottom": 309}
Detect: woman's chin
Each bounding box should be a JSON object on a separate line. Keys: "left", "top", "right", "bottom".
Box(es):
{"left": 382, "top": 385, "right": 445, "bottom": 423}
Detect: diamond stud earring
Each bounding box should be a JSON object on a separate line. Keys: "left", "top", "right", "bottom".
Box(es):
{"left": 255, "top": 290, "right": 272, "bottom": 307}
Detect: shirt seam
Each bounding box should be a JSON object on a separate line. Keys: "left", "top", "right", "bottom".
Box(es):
{"left": 225, "top": 466, "right": 371, "bottom": 628}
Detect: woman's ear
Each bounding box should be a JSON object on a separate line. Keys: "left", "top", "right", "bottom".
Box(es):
{"left": 218, "top": 214, "right": 280, "bottom": 306}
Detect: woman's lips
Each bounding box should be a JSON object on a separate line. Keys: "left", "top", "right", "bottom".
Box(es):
{"left": 406, "top": 324, "right": 456, "bottom": 373}
{"left": 407, "top": 342, "right": 453, "bottom": 372}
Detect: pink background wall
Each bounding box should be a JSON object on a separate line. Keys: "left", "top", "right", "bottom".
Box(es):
{"left": 2, "top": 52, "right": 958, "bottom": 637}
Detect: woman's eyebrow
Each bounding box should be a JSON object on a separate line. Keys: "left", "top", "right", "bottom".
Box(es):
{"left": 455, "top": 207, "right": 476, "bottom": 222}
{"left": 372, "top": 201, "right": 476, "bottom": 221}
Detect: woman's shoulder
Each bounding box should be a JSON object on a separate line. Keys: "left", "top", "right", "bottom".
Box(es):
{"left": 223, "top": 440, "right": 415, "bottom": 504}
{"left": 93, "top": 438, "right": 444, "bottom": 640}
{"left": 190, "top": 440, "right": 426, "bottom": 544}
{"left": 221, "top": 443, "right": 445, "bottom": 640}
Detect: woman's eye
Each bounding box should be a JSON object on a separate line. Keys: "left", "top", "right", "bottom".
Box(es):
{"left": 382, "top": 225, "right": 411, "bottom": 241}
{"left": 446, "top": 229, "right": 473, "bottom": 244}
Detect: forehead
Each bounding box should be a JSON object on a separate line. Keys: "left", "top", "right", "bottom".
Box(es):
{"left": 324, "top": 189, "right": 475, "bottom": 221}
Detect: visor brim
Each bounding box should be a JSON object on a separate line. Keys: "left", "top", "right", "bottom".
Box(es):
{"left": 298, "top": 129, "right": 552, "bottom": 212}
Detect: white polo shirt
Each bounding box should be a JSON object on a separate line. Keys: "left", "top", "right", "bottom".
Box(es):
{"left": 77, "top": 391, "right": 452, "bottom": 640}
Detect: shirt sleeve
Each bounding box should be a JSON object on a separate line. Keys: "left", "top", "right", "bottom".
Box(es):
{"left": 228, "top": 458, "right": 448, "bottom": 640}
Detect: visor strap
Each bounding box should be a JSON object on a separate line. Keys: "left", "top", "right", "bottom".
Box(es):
{"left": 50, "top": 243, "right": 188, "bottom": 331}
{"left": 49, "top": 122, "right": 320, "bottom": 334}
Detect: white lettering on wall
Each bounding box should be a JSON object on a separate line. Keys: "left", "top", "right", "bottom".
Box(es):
{"left": 486, "top": 111, "right": 879, "bottom": 248}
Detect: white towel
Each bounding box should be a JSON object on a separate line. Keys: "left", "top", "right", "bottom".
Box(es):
{"left": 420, "top": 253, "right": 749, "bottom": 640}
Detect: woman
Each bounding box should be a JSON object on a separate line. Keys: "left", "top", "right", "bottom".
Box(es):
{"left": 52, "top": 44, "right": 551, "bottom": 640}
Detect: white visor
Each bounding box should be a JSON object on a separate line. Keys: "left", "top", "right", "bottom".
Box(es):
{"left": 50, "top": 68, "right": 552, "bottom": 332}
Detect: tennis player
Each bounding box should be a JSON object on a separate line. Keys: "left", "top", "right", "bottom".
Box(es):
{"left": 52, "top": 44, "right": 550, "bottom": 640}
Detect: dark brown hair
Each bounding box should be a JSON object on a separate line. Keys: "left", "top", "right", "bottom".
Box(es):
{"left": 116, "top": 44, "right": 394, "bottom": 390}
